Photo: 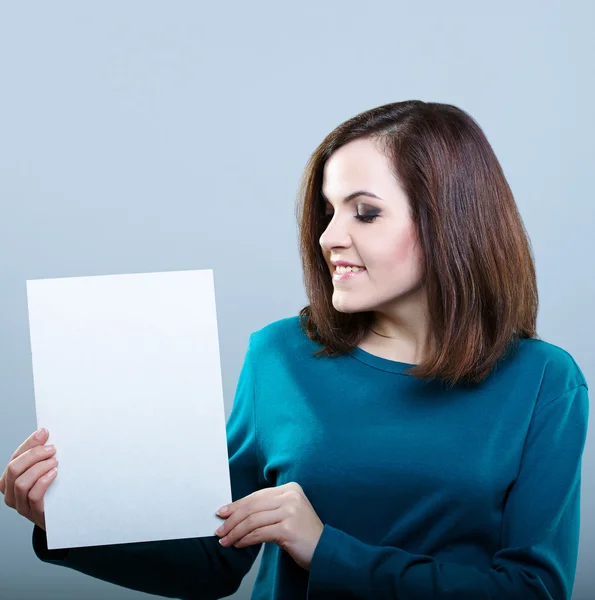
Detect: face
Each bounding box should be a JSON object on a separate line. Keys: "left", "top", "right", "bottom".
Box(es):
{"left": 319, "top": 137, "right": 425, "bottom": 315}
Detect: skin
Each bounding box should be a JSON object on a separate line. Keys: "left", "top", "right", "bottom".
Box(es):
{"left": 1, "top": 137, "right": 432, "bottom": 572}
{"left": 319, "top": 136, "right": 431, "bottom": 366}
{"left": 0, "top": 428, "right": 58, "bottom": 531}
{"left": 214, "top": 482, "right": 323, "bottom": 571}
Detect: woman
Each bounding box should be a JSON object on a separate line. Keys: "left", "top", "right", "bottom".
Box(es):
{"left": 1, "top": 100, "right": 589, "bottom": 599}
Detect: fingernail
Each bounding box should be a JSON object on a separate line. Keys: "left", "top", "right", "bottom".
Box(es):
{"left": 216, "top": 506, "right": 229, "bottom": 516}
{"left": 36, "top": 428, "right": 46, "bottom": 440}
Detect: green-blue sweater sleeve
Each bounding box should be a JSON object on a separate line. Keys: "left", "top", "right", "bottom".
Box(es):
{"left": 307, "top": 384, "right": 589, "bottom": 600}
{"left": 32, "top": 334, "right": 264, "bottom": 600}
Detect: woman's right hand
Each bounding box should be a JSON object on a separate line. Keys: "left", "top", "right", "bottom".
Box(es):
{"left": 0, "top": 428, "right": 59, "bottom": 531}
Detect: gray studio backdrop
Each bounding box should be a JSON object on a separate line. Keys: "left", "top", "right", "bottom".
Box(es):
{"left": 1, "top": 1, "right": 593, "bottom": 599}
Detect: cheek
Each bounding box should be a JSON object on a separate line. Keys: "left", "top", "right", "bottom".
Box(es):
{"left": 387, "top": 225, "right": 421, "bottom": 269}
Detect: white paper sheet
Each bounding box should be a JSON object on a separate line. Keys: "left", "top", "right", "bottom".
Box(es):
{"left": 25, "top": 269, "right": 232, "bottom": 550}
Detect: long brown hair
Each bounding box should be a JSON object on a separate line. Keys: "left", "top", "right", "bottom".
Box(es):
{"left": 296, "top": 100, "right": 539, "bottom": 388}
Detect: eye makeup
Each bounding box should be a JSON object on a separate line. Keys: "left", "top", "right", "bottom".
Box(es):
{"left": 323, "top": 203, "right": 380, "bottom": 224}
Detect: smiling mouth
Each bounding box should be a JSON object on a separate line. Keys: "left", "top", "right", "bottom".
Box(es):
{"left": 332, "top": 266, "right": 367, "bottom": 282}
{"left": 333, "top": 265, "right": 366, "bottom": 273}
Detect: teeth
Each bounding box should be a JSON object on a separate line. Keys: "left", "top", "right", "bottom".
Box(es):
{"left": 335, "top": 265, "right": 365, "bottom": 273}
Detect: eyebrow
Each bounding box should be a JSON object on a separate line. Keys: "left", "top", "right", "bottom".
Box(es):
{"left": 320, "top": 190, "right": 383, "bottom": 205}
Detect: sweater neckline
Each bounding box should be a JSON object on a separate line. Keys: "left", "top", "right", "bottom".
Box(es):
{"left": 349, "top": 345, "right": 418, "bottom": 374}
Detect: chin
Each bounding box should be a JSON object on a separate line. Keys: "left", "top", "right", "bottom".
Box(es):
{"left": 332, "top": 295, "right": 374, "bottom": 314}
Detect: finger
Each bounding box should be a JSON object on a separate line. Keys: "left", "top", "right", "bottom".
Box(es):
{"left": 12, "top": 429, "right": 50, "bottom": 462}
{"left": 14, "top": 456, "right": 59, "bottom": 517}
{"left": 27, "top": 463, "right": 59, "bottom": 520}
{"left": 221, "top": 507, "right": 285, "bottom": 548}
{"left": 233, "top": 522, "right": 281, "bottom": 549}
{"left": 223, "top": 484, "right": 286, "bottom": 514}
{"left": 217, "top": 495, "right": 280, "bottom": 539}
{"left": 1, "top": 429, "right": 49, "bottom": 495}
{"left": 4, "top": 444, "right": 57, "bottom": 509}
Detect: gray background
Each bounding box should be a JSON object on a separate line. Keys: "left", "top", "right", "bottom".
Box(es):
{"left": 1, "top": 1, "right": 593, "bottom": 598}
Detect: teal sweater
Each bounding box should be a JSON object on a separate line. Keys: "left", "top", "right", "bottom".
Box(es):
{"left": 33, "top": 315, "right": 589, "bottom": 599}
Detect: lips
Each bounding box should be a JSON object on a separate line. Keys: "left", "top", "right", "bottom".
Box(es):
{"left": 333, "top": 265, "right": 366, "bottom": 272}
{"left": 331, "top": 260, "right": 365, "bottom": 268}
{"left": 332, "top": 267, "right": 367, "bottom": 282}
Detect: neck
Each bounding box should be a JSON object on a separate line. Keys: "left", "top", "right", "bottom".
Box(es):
{"left": 364, "top": 293, "right": 431, "bottom": 364}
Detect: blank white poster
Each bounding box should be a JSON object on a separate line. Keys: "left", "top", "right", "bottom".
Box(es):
{"left": 25, "top": 269, "right": 231, "bottom": 550}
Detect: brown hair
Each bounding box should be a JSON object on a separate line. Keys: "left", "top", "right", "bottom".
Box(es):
{"left": 296, "top": 100, "right": 539, "bottom": 388}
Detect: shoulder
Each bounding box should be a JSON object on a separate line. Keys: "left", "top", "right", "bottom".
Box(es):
{"left": 247, "top": 315, "right": 314, "bottom": 357}
{"left": 511, "top": 337, "right": 588, "bottom": 403}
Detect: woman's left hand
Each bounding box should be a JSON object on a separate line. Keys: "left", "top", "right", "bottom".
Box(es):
{"left": 214, "top": 481, "right": 324, "bottom": 571}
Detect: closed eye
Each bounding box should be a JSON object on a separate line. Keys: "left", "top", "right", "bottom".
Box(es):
{"left": 322, "top": 212, "right": 379, "bottom": 224}
{"left": 355, "top": 214, "right": 378, "bottom": 223}
{"left": 323, "top": 200, "right": 380, "bottom": 223}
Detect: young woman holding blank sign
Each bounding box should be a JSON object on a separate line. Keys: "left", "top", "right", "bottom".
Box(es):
{"left": 1, "top": 100, "right": 589, "bottom": 599}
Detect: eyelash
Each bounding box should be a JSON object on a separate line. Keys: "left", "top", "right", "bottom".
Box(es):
{"left": 322, "top": 213, "right": 379, "bottom": 224}
{"left": 355, "top": 214, "right": 378, "bottom": 223}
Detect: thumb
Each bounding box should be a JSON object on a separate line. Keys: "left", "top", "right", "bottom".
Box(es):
{"left": 0, "top": 474, "right": 5, "bottom": 495}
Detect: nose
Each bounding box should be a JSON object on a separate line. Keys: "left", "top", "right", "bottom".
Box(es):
{"left": 319, "top": 216, "right": 352, "bottom": 253}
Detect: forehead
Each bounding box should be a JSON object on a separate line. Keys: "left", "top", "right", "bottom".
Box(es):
{"left": 321, "top": 138, "right": 407, "bottom": 208}
{"left": 322, "top": 138, "right": 398, "bottom": 198}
